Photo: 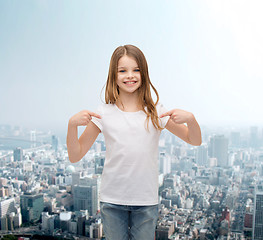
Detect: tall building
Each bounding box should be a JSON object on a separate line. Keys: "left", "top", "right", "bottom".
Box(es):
{"left": 79, "top": 175, "right": 101, "bottom": 210}
{"left": 155, "top": 222, "right": 175, "bottom": 239}
{"left": 0, "top": 199, "right": 22, "bottom": 230}
{"left": 244, "top": 213, "right": 253, "bottom": 237}
{"left": 72, "top": 172, "right": 81, "bottom": 186}
{"left": 13, "top": 147, "right": 23, "bottom": 162}
{"left": 196, "top": 144, "right": 208, "bottom": 167}
{"left": 253, "top": 187, "right": 263, "bottom": 239}
{"left": 209, "top": 135, "right": 228, "bottom": 167}
{"left": 221, "top": 207, "right": 230, "bottom": 227}
{"left": 89, "top": 222, "right": 103, "bottom": 238}
{"left": 42, "top": 212, "right": 55, "bottom": 233}
{"left": 159, "top": 152, "right": 171, "bottom": 175}
{"left": 52, "top": 135, "right": 58, "bottom": 152}
{"left": 20, "top": 192, "right": 44, "bottom": 223}
{"left": 0, "top": 216, "right": 8, "bottom": 230}
{"left": 73, "top": 185, "right": 97, "bottom": 216}
{"left": 95, "top": 155, "right": 105, "bottom": 174}
{"left": 60, "top": 212, "right": 72, "bottom": 232}
{"left": 77, "top": 213, "right": 87, "bottom": 236}
{"left": 0, "top": 198, "right": 16, "bottom": 218}
{"left": 250, "top": 126, "right": 258, "bottom": 149}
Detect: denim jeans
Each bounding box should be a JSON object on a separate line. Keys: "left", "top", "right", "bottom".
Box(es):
{"left": 100, "top": 201, "right": 159, "bottom": 240}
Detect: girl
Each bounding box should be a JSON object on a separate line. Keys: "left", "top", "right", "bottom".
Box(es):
{"left": 67, "top": 44, "right": 202, "bottom": 240}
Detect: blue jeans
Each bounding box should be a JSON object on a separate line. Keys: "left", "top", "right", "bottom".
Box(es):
{"left": 100, "top": 201, "right": 159, "bottom": 240}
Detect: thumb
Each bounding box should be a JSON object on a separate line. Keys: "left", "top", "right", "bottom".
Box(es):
{"left": 89, "top": 112, "right": 102, "bottom": 119}
{"left": 159, "top": 110, "right": 173, "bottom": 118}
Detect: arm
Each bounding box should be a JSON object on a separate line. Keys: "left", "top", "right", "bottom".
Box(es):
{"left": 66, "top": 110, "right": 101, "bottom": 163}
{"left": 160, "top": 109, "right": 202, "bottom": 146}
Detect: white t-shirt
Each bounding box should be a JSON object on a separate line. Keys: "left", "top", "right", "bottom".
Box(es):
{"left": 91, "top": 102, "right": 170, "bottom": 206}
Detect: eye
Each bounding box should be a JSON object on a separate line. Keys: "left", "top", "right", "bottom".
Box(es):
{"left": 134, "top": 69, "right": 140, "bottom": 72}
{"left": 119, "top": 70, "right": 125, "bottom": 72}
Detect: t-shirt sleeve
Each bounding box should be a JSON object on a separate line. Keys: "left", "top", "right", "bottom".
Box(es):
{"left": 91, "top": 105, "right": 103, "bottom": 132}
{"left": 157, "top": 103, "right": 170, "bottom": 128}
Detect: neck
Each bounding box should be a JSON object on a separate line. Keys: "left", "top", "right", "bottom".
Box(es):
{"left": 116, "top": 92, "right": 141, "bottom": 111}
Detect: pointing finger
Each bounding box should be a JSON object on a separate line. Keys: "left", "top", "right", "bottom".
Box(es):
{"left": 89, "top": 112, "right": 102, "bottom": 119}
{"left": 159, "top": 110, "right": 173, "bottom": 118}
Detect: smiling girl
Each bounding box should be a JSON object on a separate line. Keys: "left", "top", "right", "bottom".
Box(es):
{"left": 67, "top": 44, "right": 202, "bottom": 240}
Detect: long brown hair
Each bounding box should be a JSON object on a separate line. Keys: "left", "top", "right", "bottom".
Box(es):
{"left": 104, "top": 44, "right": 163, "bottom": 131}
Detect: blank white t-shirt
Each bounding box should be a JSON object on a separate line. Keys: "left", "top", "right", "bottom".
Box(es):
{"left": 91, "top": 102, "right": 169, "bottom": 206}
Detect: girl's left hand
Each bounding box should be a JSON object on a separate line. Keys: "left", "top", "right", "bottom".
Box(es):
{"left": 159, "top": 109, "right": 194, "bottom": 124}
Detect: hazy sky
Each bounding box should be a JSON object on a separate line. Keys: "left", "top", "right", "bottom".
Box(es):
{"left": 1, "top": 0, "right": 263, "bottom": 137}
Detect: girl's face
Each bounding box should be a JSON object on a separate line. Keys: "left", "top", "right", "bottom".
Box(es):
{"left": 116, "top": 55, "right": 142, "bottom": 96}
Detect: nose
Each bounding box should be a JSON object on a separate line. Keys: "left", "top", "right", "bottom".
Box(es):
{"left": 127, "top": 71, "right": 134, "bottom": 79}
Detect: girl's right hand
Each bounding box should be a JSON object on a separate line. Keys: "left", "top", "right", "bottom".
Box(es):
{"left": 69, "top": 110, "right": 102, "bottom": 127}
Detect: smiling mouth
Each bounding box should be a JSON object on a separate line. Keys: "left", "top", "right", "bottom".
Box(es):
{"left": 124, "top": 81, "right": 137, "bottom": 85}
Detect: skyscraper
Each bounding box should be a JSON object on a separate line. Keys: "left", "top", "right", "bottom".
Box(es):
{"left": 196, "top": 144, "right": 208, "bottom": 167}
{"left": 72, "top": 172, "right": 81, "bottom": 186}
{"left": 95, "top": 155, "right": 105, "bottom": 174}
{"left": 0, "top": 197, "right": 16, "bottom": 218}
{"left": 253, "top": 187, "right": 263, "bottom": 239}
{"left": 73, "top": 185, "right": 97, "bottom": 216}
{"left": 250, "top": 126, "right": 258, "bottom": 149}
{"left": 209, "top": 135, "right": 228, "bottom": 167}
{"left": 13, "top": 147, "right": 23, "bottom": 162}
{"left": 159, "top": 152, "right": 171, "bottom": 175}
{"left": 20, "top": 192, "right": 44, "bottom": 223}
{"left": 52, "top": 135, "right": 58, "bottom": 152}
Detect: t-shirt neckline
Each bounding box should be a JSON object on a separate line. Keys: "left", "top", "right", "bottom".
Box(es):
{"left": 114, "top": 103, "right": 144, "bottom": 114}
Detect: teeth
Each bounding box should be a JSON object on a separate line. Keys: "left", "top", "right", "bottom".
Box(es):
{"left": 125, "top": 81, "right": 136, "bottom": 84}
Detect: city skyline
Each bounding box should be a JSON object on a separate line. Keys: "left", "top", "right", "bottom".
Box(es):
{"left": 1, "top": 1, "right": 263, "bottom": 138}
{"left": 0, "top": 121, "right": 262, "bottom": 238}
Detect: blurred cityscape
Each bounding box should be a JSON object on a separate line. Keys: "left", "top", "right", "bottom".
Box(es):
{"left": 0, "top": 124, "right": 263, "bottom": 240}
